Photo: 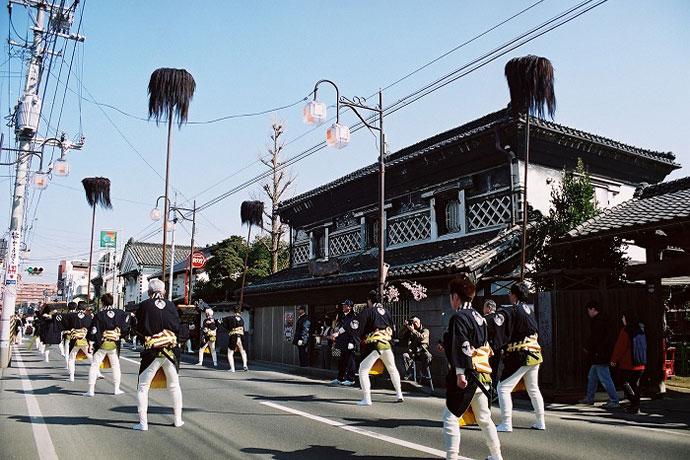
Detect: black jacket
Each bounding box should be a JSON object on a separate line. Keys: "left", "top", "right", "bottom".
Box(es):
{"left": 334, "top": 310, "right": 357, "bottom": 351}
{"left": 585, "top": 312, "right": 615, "bottom": 365}
{"left": 293, "top": 314, "right": 310, "bottom": 346}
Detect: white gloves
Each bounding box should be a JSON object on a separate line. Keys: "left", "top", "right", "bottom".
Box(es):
{"left": 347, "top": 343, "right": 354, "bottom": 350}
{"left": 298, "top": 340, "right": 303, "bottom": 346}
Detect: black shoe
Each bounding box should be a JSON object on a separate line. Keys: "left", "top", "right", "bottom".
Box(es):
{"left": 625, "top": 406, "right": 640, "bottom": 414}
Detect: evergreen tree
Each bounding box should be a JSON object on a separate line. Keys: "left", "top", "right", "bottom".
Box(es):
{"left": 194, "top": 235, "right": 286, "bottom": 302}
{"left": 532, "top": 159, "right": 627, "bottom": 287}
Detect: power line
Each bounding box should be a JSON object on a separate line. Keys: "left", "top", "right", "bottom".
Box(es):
{"left": 191, "top": 0, "right": 609, "bottom": 216}
{"left": 109, "top": 0, "right": 608, "bottom": 248}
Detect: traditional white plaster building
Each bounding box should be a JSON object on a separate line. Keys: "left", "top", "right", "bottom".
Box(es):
{"left": 119, "top": 239, "right": 190, "bottom": 308}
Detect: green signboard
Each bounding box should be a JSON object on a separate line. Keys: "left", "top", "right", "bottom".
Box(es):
{"left": 100, "top": 230, "right": 117, "bottom": 248}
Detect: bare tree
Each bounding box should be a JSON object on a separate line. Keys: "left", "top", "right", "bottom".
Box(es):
{"left": 259, "top": 122, "right": 293, "bottom": 273}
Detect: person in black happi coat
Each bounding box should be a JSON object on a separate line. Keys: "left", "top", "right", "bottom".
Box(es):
{"left": 83, "top": 293, "right": 130, "bottom": 396}
{"left": 222, "top": 305, "right": 248, "bottom": 372}
{"left": 441, "top": 277, "right": 502, "bottom": 460}
{"left": 133, "top": 279, "right": 183, "bottom": 431}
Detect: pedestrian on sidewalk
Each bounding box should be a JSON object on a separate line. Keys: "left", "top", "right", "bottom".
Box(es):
{"left": 611, "top": 310, "right": 647, "bottom": 414}
{"left": 293, "top": 305, "right": 311, "bottom": 367}
{"left": 491, "top": 282, "right": 546, "bottom": 432}
{"left": 133, "top": 279, "right": 183, "bottom": 431}
{"left": 442, "top": 276, "right": 502, "bottom": 460}
{"left": 331, "top": 299, "right": 357, "bottom": 386}
{"left": 580, "top": 300, "right": 619, "bottom": 408}
{"left": 353, "top": 290, "right": 403, "bottom": 406}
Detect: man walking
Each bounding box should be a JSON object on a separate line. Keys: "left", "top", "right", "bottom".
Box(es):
{"left": 293, "top": 305, "right": 310, "bottom": 367}
{"left": 331, "top": 300, "right": 357, "bottom": 385}
{"left": 133, "top": 279, "right": 183, "bottom": 431}
{"left": 580, "top": 300, "right": 619, "bottom": 408}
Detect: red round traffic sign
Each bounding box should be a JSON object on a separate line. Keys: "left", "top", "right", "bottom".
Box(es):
{"left": 191, "top": 251, "right": 207, "bottom": 269}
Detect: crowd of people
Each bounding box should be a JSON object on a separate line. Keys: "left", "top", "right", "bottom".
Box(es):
{"left": 12, "top": 274, "right": 651, "bottom": 459}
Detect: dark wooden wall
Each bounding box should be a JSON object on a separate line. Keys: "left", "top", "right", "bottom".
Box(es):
{"left": 539, "top": 286, "right": 662, "bottom": 393}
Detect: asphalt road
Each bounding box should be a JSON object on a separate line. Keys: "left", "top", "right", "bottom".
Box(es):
{"left": 1, "top": 343, "right": 688, "bottom": 460}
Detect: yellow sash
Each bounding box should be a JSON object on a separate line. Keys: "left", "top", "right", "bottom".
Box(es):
{"left": 103, "top": 328, "right": 121, "bottom": 342}
{"left": 145, "top": 330, "right": 177, "bottom": 349}
{"left": 506, "top": 333, "right": 541, "bottom": 353}
{"left": 471, "top": 344, "right": 493, "bottom": 374}
{"left": 363, "top": 328, "right": 392, "bottom": 345}
{"left": 230, "top": 327, "right": 244, "bottom": 336}
{"left": 70, "top": 328, "right": 87, "bottom": 341}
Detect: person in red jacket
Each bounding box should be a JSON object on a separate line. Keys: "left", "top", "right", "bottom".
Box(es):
{"left": 610, "top": 310, "right": 646, "bottom": 414}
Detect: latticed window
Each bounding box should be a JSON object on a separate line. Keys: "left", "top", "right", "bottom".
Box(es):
{"left": 388, "top": 211, "right": 431, "bottom": 246}
{"left": 445, "top": 200, "right": 463, "bottom": 233}
{"left": 467, "top": 194, "right": 511, "bottom": 231}
{"left": 385, "top": 299, "right": 410, "bottom": 335}
{"left": 292, "top": 244, "right": 309, "bottom": 265}
{"left": 329, "top": 228, "right": 360, "bottom": 256}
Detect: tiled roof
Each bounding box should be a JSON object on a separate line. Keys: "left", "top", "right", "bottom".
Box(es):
{"left": 244, "top": 225, "right": 525, "bottom": 295}
{"left": 281, "top": 109, "right": 678, "bottom": 210}
{"left": 566, "top": 176, "right": 690, "bottom": 240}
{"left": 122, "top": 241, "right": 191, "bottom": 269}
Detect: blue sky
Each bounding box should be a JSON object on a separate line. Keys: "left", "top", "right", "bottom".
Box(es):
{"left": 1, "top": 0, "right": 689, "bottom": 283}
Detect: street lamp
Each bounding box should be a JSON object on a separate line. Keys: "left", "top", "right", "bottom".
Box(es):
{"left": 303, "top": 80, "right": 387, "bottom": 300}
{"left": 52, "top": 157, "right": 70, "bottom": 177}
{"left": 150, "top": 195, "right": 197, "bottom": 302}
{"left": 30, "top": 171, "right": 50, "bottom": 190}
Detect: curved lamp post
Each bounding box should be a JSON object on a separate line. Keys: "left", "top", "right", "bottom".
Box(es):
{"left": 304, "top": 80, "right": 387, "bottom": 299}
{"left": 151, "top": 196, "right": 197, "bottom": 302}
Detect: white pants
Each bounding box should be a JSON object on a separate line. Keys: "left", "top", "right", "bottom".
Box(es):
{"left": 358, "top": 348, "right": 402, "bottom": 402}
{"left": 89, "top": 348, "right": 121, "bottom": 390}
{"left": 443, "top": 386, "right": 501, "bottom": 460}
{"left": 227, "top": 340, "right": 247, "bottom": 372}
{"left": 136, "top": 357, "right": 183, "bottom": 425}
{"left": 68, "top": 345, "right": 92, "bottom": 378}
{"left": 497, "top": 364, "right": 544, "bottom": 426}
{"left": 198, "top": 340, "right": 217, "bottom": 364}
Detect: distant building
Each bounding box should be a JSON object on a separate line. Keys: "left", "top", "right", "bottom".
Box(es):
{"left": 57, "top": 259, "right": 90, "bottom": 303}
{"left": 119, "top": 239, "right": 191, "bottom": 307}
{"left": 16, "top": 281, "right": 57, "bottom": 310}
{"left": 92, "top": 250, "right": 123, "bottom": 308}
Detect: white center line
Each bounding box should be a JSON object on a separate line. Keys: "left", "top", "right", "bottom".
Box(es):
{"left": 13, "top": 347, "right": 59, "bottom": 460}
{"left": 261, "top": 401, "right": 467, "bottom": 459}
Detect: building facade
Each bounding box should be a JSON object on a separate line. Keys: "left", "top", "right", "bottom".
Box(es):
{"left": 243, "top": 108, "right": 678, "bottom": 368}
{"left": 57, "top": 259, "right": 90, "bottom": 303}
{"left": 119, "top": 239, "right": 191, "bottom": 307}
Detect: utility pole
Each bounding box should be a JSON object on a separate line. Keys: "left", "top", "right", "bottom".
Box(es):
{"left": 167, "top": 192, "right": 177, "bottom": 300}
{"left": 0, "top": 0, "right": 85, "bottom": 368}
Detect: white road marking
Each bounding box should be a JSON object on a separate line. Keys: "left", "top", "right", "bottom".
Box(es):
{"left": 261, "top": 401, "right": 469, "bottom": 459}
{"left": 13, "top": 347, "right": 59, "bottom": 460}
{"left": 119, "top": 356, "right": 139, "bottom": 365}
